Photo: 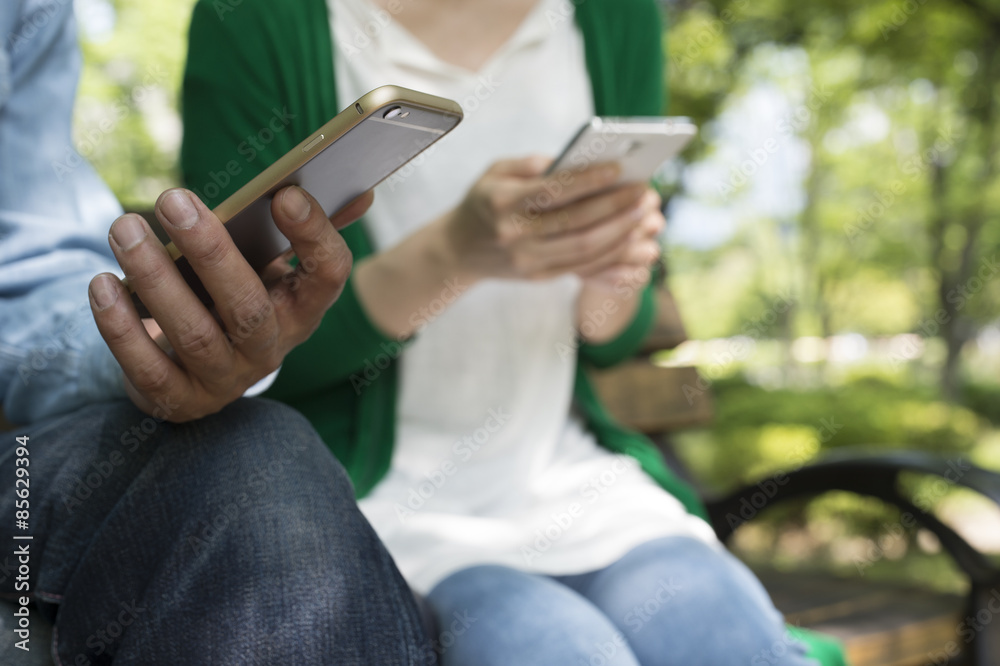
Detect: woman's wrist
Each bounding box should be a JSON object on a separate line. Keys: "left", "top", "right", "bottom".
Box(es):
{"left": 426, "top": 212, "right": 483, "bottom": 287}
{"left": 576, "top": 269, "right": 647, "bottom": 344}
{"left": 352, "top": 213, "right": 482, "bottom": 339}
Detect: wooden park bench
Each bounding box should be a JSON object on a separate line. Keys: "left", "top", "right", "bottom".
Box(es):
{"left": 2, "top": 260, "right": 999, "bottom": 666}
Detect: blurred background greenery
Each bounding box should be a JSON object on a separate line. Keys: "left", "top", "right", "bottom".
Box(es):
{"left": 75, "top": 0, "right": 1000, "bottom": 592}
{"left": 659, "top": 0, "right": 1000, "bottom": 592}
{"left": 75, "top": 0, "right": 195, "bottom": 207}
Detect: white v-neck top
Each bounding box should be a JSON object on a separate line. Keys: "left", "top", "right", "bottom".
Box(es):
{"left": 329, "top": 0, "right": 718, "bottom": 594}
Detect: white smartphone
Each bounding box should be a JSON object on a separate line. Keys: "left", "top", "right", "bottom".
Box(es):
{"left": 547, "top": 117, "right": 697, "bottom": 184}
{"left": 128, "top": 85, "right": 463, "bottom": 316}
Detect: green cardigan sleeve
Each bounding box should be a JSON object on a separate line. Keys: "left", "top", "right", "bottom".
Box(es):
{"left": 181, "top": 0, "right": 403, "bottom": 398}
{"left": 575, "top": 0, "right": 665, "bottom": 369}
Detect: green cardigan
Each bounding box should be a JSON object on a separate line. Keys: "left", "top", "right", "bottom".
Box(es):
{"left": 180, "top": 1, "right": 848, "bottom": 663}
{"left": 181, "top": 0, "right": 705, "bottom": 517}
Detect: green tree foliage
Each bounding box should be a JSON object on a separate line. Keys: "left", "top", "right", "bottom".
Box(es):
{"left": 75, "top": 1, "right": 1000, "bottom": 401}
{"left": 665, "top": 0, "right": 1000, "bottom": 398}
{"left": 75, "top": 0, "right": 196, "bottom": 208}
{"left": 683, "top": 376, "right": 981, "bottom": 492}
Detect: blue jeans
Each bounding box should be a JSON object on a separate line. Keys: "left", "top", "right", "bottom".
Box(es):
{"left": 427, "top": 537, "right": 816, "bottom": 666}
{"left": 0, "top": 399, "right": 432, "bottom": 665}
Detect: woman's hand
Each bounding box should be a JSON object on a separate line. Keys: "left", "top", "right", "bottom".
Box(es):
{"left": 351, "top": 155, "right": 652, "bottom": 340}
{"left": 575, "top": 188, "right": 665, "bottom": 344}
{"left": 581, "top": 187, "right": 664, "bottom": 290}
{"left": 441, "top": 155, "right": 649, "bottom": 282}
{"left": 89, "top": 186, "right": 371, "bottom": 423}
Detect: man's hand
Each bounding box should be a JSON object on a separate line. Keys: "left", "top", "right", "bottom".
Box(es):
{"left": 88, "top": 186, "right": 371, "bottom": 423}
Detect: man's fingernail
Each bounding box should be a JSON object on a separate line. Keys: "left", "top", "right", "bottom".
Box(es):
{"left": 281, "top": 187, "right": 311, "bottom": 223}
{"left": 160, "top": 190, "right": 200, "bottom": 230}
{"left": 110, "top": 215, "right": 147, "bottom": 251}
{"left": 599, "top": 163, "right": 621, "bottom": 181}
{"left": 90, "top": 275, "right": 119, "bottom": 311}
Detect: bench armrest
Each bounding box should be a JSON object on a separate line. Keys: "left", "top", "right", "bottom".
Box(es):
{"left": 704, "top": 450, "right": 1000, "bottom": 665}
{"left": 706, "top": 450, "right": 1000, "bottom": 584}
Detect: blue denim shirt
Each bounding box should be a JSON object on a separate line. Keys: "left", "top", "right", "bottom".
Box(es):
{"left": 0, "top": 0, "right": 127, "bottom": 424}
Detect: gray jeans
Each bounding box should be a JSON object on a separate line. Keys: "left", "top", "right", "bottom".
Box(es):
{"left": 0, "top": 398, "right": 431, "bottom": 665}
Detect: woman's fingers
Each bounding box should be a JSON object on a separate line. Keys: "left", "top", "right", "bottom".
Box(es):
{"left": 531, "top": 229, "right": 634, "bottom": 282}
{"left": 509, "top": 181, "right": 645, "bottom": 240}
{"left": 106, "top": 211, "right": 238, "bottom": 389}
{"left": 517, "top": 161, "right": 622, "bottom": 210}
{"left": 488, "top": 154, "right": 552, "bottom": 178}
{"left": 512, "top": 187, "right": 664, "bottom": 276}
{"left": 268, "top": 186, "right": 355, "bottom": 339}
{"left": 622, "top": 203, "right": 667, "bottom": 262}
{"left": 515, "top": 201, "right": 644, "bottom": 274}
{"left": 491, "top": 162, "right": 625, "bottom": 242}
{"left": 613, "top": 237, "right": 662, "bottom": 270}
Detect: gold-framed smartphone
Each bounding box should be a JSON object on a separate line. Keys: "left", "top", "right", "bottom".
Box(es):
{"left": 127, "top": 85, "right": 464, "bottom": 316}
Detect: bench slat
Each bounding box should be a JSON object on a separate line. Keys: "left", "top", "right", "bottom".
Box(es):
{"left": 589, "top": 362, "right": 712, "bottom": 433}
{"left": 754, "top": 568, "right": 964, "bottom": 666}
{"left": 641, "top": 287, "right": 689, "bottom": 353}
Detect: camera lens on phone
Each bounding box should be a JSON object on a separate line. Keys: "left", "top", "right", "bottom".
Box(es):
{"left": 384, "top": 106, "right": 403, "bottom": 120}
